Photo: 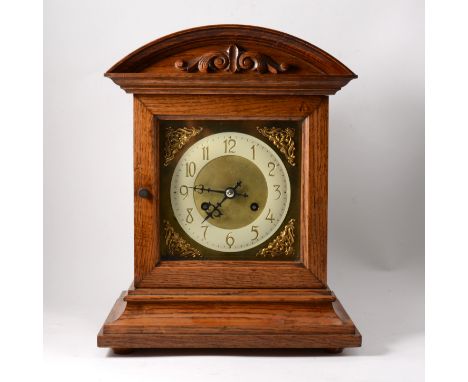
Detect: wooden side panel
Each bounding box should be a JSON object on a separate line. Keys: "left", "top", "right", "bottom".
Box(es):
{"left": 301, "top": 98, "right": 328, "bottom": 284}
{"left": 134, "top": 98, "right": 159, "bottom": 283}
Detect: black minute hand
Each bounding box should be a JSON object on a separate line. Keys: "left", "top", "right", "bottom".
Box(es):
{"left": 188, "top": 185, "right": 225, "bottom": 195}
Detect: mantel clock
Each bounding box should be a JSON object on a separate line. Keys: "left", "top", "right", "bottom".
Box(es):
{"left": 97, "top": 25, "right": 361, "bottom": 353}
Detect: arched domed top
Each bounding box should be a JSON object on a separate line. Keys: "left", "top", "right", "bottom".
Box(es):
{"left": 106, "top": 25, "right": 357, "bottom": 95}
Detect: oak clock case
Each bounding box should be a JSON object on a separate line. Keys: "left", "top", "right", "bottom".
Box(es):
{"left": 160, "top": 120, "right": 301, "bottom": 261}
{"left": 97, "top": 24, "right": 361, "bottom": 353}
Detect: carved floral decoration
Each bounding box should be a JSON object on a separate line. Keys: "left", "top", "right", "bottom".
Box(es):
{"left": 174, "top": 44, "right": 290, "bottom": 74}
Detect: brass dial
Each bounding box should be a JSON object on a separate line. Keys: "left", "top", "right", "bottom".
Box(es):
{"left": 170, "top": 132, "right": 291, "bottom": 252}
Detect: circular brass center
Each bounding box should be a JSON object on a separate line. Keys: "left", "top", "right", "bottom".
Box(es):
{"left": 193, "top": 155, "right": 267, "bottom": 229}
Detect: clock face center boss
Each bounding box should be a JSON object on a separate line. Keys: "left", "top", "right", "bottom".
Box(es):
{"left": 170, "top": 132, "right": 291, "bottom": 252}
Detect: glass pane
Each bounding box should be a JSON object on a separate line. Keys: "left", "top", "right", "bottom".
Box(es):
{"left": 159, "top": 119, "right": 301, "bottom": 261}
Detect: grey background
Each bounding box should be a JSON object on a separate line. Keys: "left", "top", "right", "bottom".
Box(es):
{"left": 44, "top": 0, "right": 424, "bottom": 380}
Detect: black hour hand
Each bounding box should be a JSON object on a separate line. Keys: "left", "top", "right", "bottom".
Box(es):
{"left": 201, "top": 199, "right": 225, "bottom": 222}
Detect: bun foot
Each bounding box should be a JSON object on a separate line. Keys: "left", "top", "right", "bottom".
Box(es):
{"left": 112, "top": 348, "right": 134, "bottom": 355}
{"left": 325, "top": 347, "right": 343, "bottom": 354}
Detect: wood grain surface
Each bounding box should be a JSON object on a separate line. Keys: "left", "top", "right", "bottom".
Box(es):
{"left": 98, "top": 292, "right": 361, "bottom": 348}
{"left": 133, "top": 97, "right": 159, "bottom": 283}
{"left": 301, "top": 98, "right": 329, "bottom": 283}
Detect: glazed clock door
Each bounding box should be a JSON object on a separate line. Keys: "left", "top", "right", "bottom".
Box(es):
{"left": 132, "top": 95, "right": 328, "bottom": 290}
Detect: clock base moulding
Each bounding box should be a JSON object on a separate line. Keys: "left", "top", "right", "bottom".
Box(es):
{"left": 97, "top": 288, "right": 361, "bottom": 352}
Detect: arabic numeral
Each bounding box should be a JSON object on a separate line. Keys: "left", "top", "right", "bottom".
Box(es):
{"left": 179, "top": 185, "right": 188, "bottom": 199}
{"left": 265, "top": 209, "right": 275, "bottom": 223}
{"left": 185, "top": 161, "right": 196, "bottom": 177}
{"left": 268, "top": 162, "right": 276, "bottom": 176}
{"left": 251, "top": 226, "right": 259, "bottom": 241}
{"left": 202, "top": 146, "right": 209, "bottom": 160}
{"left": 186, "top": 208, "right": 194, "bottom": 223}
{"left": 226, "top": 232, "right": 235, "bottom": 248}
{"left": 201, "top": 225, "right": 208, "bottom": 240}
{"left": 273, "top": 184, "right": 281, "bottom": 200}
{"left": 224, "top": 138, "right": 236, "bottom": 153}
